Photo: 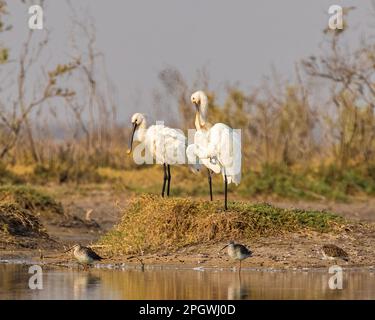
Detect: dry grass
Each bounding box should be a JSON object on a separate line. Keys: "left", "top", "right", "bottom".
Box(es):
{"left": 100, "top": 195, "right": 347, "bottom": 255}
{"left": 98, "top": 166, "right": 164, "bottom": 192}
{"left": 4, "top": 164, "right": 375, "bottom": 201}
{"left": 98, "top": 166, "right": 226, "bottom": 197}
{"left": 97, "top": 165, "right": 375, "bottom": 201}
{"left": 7, "top": 164, "right": 34, "bottom": 176}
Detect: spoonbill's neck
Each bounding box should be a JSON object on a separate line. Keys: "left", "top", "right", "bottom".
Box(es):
{"left": 136, "top": 119, "right": 147, "bottom": 141}
{"left": 195, "top": 111, "right": 207, "bottom": 131}
{"left": 195, "top": 94, "right": 211, "bottom": 131}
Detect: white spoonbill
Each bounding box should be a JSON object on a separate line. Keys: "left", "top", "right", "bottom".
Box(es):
{"left": 186, "top": 90, "right": 241, "bottom": 210}
{"left": 127, "top": 113, "right": 186, "bottom": 197}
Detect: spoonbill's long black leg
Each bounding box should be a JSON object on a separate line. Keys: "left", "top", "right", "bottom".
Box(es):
{"left": 161, "top": 163, "right": 167, "bottom": 197}
{"left": 167, "top": 165, "right": 171, "bottom": 196}
{"left": 224, "top": 174, "right": 228, "bottom": 210}
{"left": 207, "top": 169, "right": 213, "bottom": 201}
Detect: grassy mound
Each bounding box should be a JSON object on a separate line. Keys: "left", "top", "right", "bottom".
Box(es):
{"left": 100, "top": 195, "right": 346, "bottom": 254}
{"left": 0, "top": 185, "right": 64, "bottom": 218}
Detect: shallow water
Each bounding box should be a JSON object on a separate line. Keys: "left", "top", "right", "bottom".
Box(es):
{"left": 0, "top": 263, "right": 375, "bottom": 300}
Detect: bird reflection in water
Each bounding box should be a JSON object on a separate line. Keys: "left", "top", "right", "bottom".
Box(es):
{"left": 73, "top": 272, "right": 101, "bottom": 299}
{"left": 227, "top": 273, "right": 250, "bottom": 300}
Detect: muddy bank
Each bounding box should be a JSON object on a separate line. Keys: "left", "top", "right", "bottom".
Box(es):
{"left": 98, "top": 226, "right": 375, "bottom": 270}
{"left": 0, "top": 185, "right": 111, "bottom": 251}
{"left": 2, "top": 228, "right": 375, "bottom": 271}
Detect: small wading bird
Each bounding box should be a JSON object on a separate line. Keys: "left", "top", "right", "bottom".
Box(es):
{"left": 321, "top": 244, "right": 349, "bottom": 263}
{"left": 221, "top": 241, "right": 252, "bottom": 273}
{"left": 186, "top": 91, "right": 241, "bottom": 210}
{"left": 127, "top": 113, "right": 186, "bottom": 197}
{"left": 66, "top": 244, "right": 103, "bottom": 270}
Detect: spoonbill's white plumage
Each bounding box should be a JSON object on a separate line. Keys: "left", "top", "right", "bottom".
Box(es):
{"left": 186, "top": 90, "right": 242, "bottom": 209}
{"left": 127, "top": 113, "right": 186, "bottom": 197}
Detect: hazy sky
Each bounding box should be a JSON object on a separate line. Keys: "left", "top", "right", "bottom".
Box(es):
{"left": 4, "top": 0, "right": 374, "bottom": 122}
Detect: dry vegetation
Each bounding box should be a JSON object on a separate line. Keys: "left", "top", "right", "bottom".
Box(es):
{"left": 95, "top": 165, "right": 375, "bottom": 201}
{"left": 0, "top": 3, "right": 374, "bottom": 202}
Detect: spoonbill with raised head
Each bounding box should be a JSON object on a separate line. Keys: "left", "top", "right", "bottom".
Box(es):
{"left": 186, "top": 90, "right": 241, "bottom": 210}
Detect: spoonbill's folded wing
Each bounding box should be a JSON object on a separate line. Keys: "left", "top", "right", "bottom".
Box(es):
{"left": 145, "top": 125, "right": 186, "bottom": 165}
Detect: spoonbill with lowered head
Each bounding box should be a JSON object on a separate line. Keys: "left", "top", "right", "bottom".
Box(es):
{"left": 127, "top": 113, "right": 186, "bottom": 197}
{"left": 186, "top": 90, "right": 241, "bottom": 210}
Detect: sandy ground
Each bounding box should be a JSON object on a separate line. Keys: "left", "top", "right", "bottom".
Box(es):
{"left": 1, "top": 187, "right": 374, "bottom": 270}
